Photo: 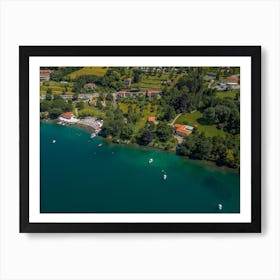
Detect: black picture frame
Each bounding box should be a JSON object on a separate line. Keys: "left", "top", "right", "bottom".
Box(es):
{"left": 20, "top": 46, "right": 261, "bottom": 233}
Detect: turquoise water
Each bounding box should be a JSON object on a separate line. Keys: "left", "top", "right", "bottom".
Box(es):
{"left": 40, "top": 122, "right": 240, "bottom": 213}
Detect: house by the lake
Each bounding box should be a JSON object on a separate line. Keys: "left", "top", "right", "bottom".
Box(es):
{"left": 58, "top": 112, "right": 78, "bottom": 123}
{"left": 174, "top": 124, "right": 192, "bottom": 137}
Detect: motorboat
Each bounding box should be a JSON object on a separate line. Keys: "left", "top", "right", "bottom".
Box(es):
{"left": 218, "top": 203, "right": 223, "bottom": 210}
{"left": 52, "top": 140, "right": 56, "bottom": 144}
{"left": 163, "top": 174, "right": 167, "bottom": 180}
{"left": 148, "top": 158, "right": 154, "bottom": 164}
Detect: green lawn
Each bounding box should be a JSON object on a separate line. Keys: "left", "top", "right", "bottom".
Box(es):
{"left": 40, "top": 81, "right": 74, "bottom": 94}
{"left": 132, "top": 74, "right": 172, "bottom": 90}
{"left": 68, "top": 67, "right": 108, "bottom": 79}
{"left": 77, "top": 104, "right": 106, "bottom": 119}
{"left": 215, "top": 90, "right": 239, "bottom": 99}
{"left": 175, "top": 111, "right": 227, "bottom": 137}
{"left": 119, "top": 102, "right": 158, "bottom": 136}
{"left": 134, "top": 103, "right": 153, "bottom": 135}
{"left": 118, "top": 103, "right": 140, "bottom": 114}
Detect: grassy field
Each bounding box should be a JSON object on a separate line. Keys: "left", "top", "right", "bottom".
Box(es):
{"left": 68, "top": 67, "right": 108, "bottom": 79}
{"left": 215, "top": 90, "right": 239, "bottom": 99}
{"left": 134, "top": 103, "right": 153, "bottom": 135}
{"left": 40, "top": 81, "right": 74, "bottom": 94}
{"left": 119, "top": 102, "right": 158, "bottom": 136}
{"left": 132, "top": 74, "right": 171, "bottom": 90}
{"left": 76, "top": 104, "right": 106, "bottom": 119}
{"left": 118, "top": 103, "right": 140, "bottom": 114}
{"left": 175, "top": 111, "right": 227, "bottom": 137}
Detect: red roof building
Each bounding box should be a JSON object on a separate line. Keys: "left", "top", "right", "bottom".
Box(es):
{"left": 84, "top": 83, "right": 96, "bottom": 89}
{"left": 224, "top": 75, "right": 240, "bottom": 84}
{"left": 40, "top": 70, "right": 52, "bottom": 74}
{"left": 176, "top": 127, "right": 192, "bottom": 136}
{"left": 174, "top": 124, "right": 192, "bottom": 137}
{"left": 148, "top": 116, "right": 156, "bottom": 122}
{"left": 89, "top": 100, "right": 97, "bottom": 106}
{"left": 60, "top": 112, "right": 73, "bottom": 119}
{"left": 40, "top": 69, "right": 53, "bottom": 81}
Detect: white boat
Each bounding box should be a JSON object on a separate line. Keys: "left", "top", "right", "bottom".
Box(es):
{"left": 90, "top": 133, "right": 96, "bottom": 138}
{"left": 52, "top": 140, "right": 56, "bottom": 144}
{"left": 163, "top": 174, "right": 167, "bottom": 180}
{"left": 148, "top": 158, "right": 154, "bottom": 164}
{"left": 218, "top": 203, "right": 223, "bottom": 210}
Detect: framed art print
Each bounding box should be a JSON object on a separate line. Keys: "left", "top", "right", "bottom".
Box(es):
{"left": 20, "top": 46, "right": 261, "bottom": 233}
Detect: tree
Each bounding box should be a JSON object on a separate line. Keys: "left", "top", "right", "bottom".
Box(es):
{"left": 97, "top": 99, "right": 103, "bottom": 109}
{"left": 48, "top": 108, "right": 62, "bottom": 119}
{"left": 40, "top": 100, "right": 50, "bottom": 112}
{"left": 120, "top": 124, "right": 134, "bottom": 140}
{"left": 53, "top": 94, "right": 62, "bottom": 100}
{"left": 173, "top": 93, "right": 190, "bottom": 113}
{"left": 214, "top": 105, "right": 231, "bottom": 124}
{"left": 156, "top": 122, "right": 173, "bottom": 142}
{"left": 46, "top": 88, "right": 52, "bottom": 94}
{"left": 46, "top": 93, "right": 52, "bottom": 101}
{"left": 176, "top": 68, "right": 204, "bottom": 93}
{"left": 225, "top": 108, "right": 240, "bottom": 134}
{"left": 138, "top": 127, "right": 153, "bottom": 145}
{"left": 133, "top": 70, "right": 141, "bottom": 83}
{"left": 76, "top": 101, "right": 85, "bottom": 110}
{"left": 225, "top": 149, "right": 235, "bottom": 168}
{"left": 163, "top": 106, "right": 176, "bottom": 121}
{"left": 203, "top": 107, "right": 216, "bottom": 124}
{"left": 72, "top": 93, "right": 79, "bottom": 101}
{"left": 105, "top": 93, "right": 113, "bottom": 101}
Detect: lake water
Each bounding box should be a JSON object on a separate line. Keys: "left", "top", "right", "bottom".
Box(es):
{"left": 40, "top": 122, "right": 240, "bottom": 213}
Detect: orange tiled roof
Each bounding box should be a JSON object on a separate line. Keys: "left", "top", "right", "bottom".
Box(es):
{"left": 60, "top": 112, "right": 73, "bottom": 119}
{"left": 176, "top": 127, "right": 192, "bottom": 136}
{"left": 174, "top": 123, "right": 184, "bottom": 129}
{"left": 40, "top": 69, "right": 52, "bottom": 74}
{"left": 148, "top": 116, "right": 156, "bottom": 122}
{"left": 89, "top": 100, "right": 97, "bottom": 105}
{"left": 84, "top": 83, "right": 96, "bottom": 87}
{"left": 224, "top": 75, "right": 239, "bottom": 83}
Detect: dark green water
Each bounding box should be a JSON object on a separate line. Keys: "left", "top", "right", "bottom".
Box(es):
{"left": 40, "top": 122, "right": 240, "bottom": 213}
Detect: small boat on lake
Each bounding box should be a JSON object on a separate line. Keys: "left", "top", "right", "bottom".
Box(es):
{"left": 218, "top": 203, "right": 223, "bottom": 210}
{"left": 52, "top": 140, "right": 56, "bottom": 144}
{"left": 148, "top": 158, "right": 154, "bottom": 164}
{"left": 163, "top": 174, "right": 167, "bottom": 180}
{"left": 98, "top": 143, "right": 103, "bottom": 147}
{"left": 90, "top": 133, "right": 96, "bottom": 138}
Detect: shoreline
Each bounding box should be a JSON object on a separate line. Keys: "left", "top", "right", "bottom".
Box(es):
{"left": 40, "top": 119, "right": 239, "bottom": 175}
